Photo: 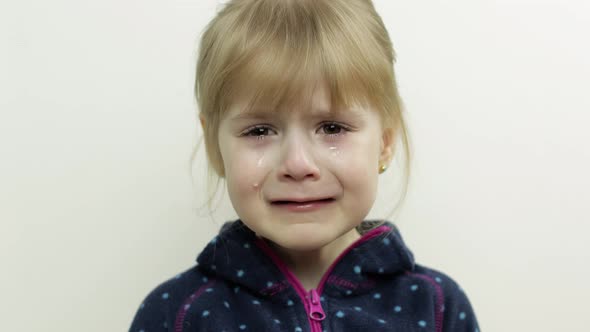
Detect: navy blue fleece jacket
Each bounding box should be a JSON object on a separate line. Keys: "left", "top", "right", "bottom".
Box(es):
{"left": 129, "top": 219, "right": 480, "bottom": 331}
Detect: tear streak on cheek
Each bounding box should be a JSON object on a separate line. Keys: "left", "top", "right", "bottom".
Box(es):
{"left": 257, "top": 153, "right": 266, "bottom": 168}
{"left": 251, "top": 152, "right": 267, "bottom": 191}
{"left": 328, "top": 146, "right": 341, "bottom": 158}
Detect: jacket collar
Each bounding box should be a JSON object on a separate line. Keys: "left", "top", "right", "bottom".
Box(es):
{"left": 196, "top": 219, "right": 415, "bottom": 297}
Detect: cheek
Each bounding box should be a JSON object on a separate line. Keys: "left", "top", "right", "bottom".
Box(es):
{"left": 223, "top": 144, "right": 269, "bottom": 196}
{"left": 330, "top": 135, "right": 380, "bottom": 170}
{"left": 330, "top": 136, "right": 380, "bottom": 190}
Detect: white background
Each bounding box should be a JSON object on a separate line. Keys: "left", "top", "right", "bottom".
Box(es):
{"left": 1, "top": 0, "right": 589, "bottom": 331}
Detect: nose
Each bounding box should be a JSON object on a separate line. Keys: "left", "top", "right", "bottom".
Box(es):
{"left": 277, "top": 131, "right": 320, "bottom": 182}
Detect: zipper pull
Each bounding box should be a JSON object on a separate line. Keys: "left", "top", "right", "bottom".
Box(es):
{"left": 307, "top": 289, "right": 326, "bottom": 321}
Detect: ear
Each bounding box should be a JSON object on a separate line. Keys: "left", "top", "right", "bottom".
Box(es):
{"left": 379, "top": 127, "right": 395, "bottom": 167}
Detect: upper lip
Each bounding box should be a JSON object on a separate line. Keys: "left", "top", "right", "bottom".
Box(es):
{"left": 271, "top": 196, "right": 334, "bottom": 203}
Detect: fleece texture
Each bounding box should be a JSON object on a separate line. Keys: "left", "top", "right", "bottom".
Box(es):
{"left": 129, "top": 219, "right": 480, "bottom": 332}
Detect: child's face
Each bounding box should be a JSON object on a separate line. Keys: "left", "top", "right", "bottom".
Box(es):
{"left": 215, "top": 81, "right": 394, "bottom": 252}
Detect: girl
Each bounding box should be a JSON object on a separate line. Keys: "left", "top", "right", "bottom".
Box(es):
{"left": 130, "top": 0, "right": 480, "bottom": 331}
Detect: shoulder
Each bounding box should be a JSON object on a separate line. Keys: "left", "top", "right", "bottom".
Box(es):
{"left": 409, "top": 264, "right": 468, "bottom": 298}
{"left": 407, "top": 264, "right": 481, "bottom": 332}
{"left": 128, "top": 265, "right": 211, "bottom": 332}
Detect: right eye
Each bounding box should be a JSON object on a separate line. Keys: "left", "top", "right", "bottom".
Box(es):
{"left": 241, "top": 125, "right": 275, "bottom": 140}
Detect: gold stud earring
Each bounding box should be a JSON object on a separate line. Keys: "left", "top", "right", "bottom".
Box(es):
{"left": 379, "top": 164, "right": 387, "bottom": 174}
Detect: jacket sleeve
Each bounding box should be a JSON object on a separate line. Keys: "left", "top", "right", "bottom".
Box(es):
{"left": 439, "top": 273, "right": 481, "bottom": 332}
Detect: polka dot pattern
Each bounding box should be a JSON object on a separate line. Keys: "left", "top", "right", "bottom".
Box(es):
{"left": 128, "top": 219, "right": 480, "bottom": 332}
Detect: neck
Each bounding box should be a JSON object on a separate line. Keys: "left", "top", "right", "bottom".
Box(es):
{"left": 268, "top": 227, "right": 361, "bottom": 292}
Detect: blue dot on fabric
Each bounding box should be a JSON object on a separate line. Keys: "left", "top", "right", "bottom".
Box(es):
{"left": 353, "top": 265, "right": 361, "bottom": 274}
{"left": 354, "top": 306, "right": 362, "bottom": 311}
{"left": 345, "top": 290, "right": 352, "bottom": 295}
{"left": 237, "top": 270, "right": 245, "bottom": 278}
{"left": 378, "top": 319, "right": 386, "bottom": 324}
{"left": 163, "top": 321, "right": 168, "bottom": 328}
{"left": 224, "top": 301, "right": 230, "bottom": 309}
{"left": 411, "top": 284, "right": 419, "bottom": 291}
{"left": 239, "top": 324, "right": 247, "bottom": 330}
{"left": 139, "top": 302, "right": 145, "bottom": 309}
{"left": 210, "top": 237, "right": 218, "bottom": 244}
{"left": 336, "top": 310, "right": 345, "bottom": 318}
{"left": 205, "top": 288, "right": 213, "bottom": 292}
{"left": 243, "top": 243, "right": 250, "bottom": 248}
{"left": 435, "top": 277, "right": 442, "bottom": 283}
{"left": 234, "top": 286, "right": 240, "bottom": 293}
{"left": 184, "top": 304, "right": 190, "bottom": 310}
{"left": 211, "top": 265, "right": 217, "bottom": 270}
{"left": 295, "top": 328, "right": 303, "bottom": 332}
{"left": 202, "top": 310, "right": 210, "bottom": 317}
{"left": 175, "top": 273, "right": 182, "bottom": 279}
{"left": 252, "top": 300, "right": 260, "bottom": 305}
{"left": 202, "top": 277, "right": 208, "bottom": 283}
{"left": 394, "top": 306, "right": 402, "bottom": 313}
{"left": 378, "top": 268, "right": 384, "bottom": 274}
{"left": 441, "top": 305, "right": 446, "bottom": 312}
{"left": 382, "top": 238, "right": 391, "bottom": 245}
{"left": 459, "top": 312, "right": 466, "bottom": 320}
{"left": 267, "top": 281, "right": 273, "bottom": 287}
{"left": 418, "top": 320, "right": 427, "bottom": 327}
{"left": 287, "top": 300, "right": 294, "bottom": 306}
{"left": 162, "top": 292, "right": 169, "bottom": 299}
{"left": 274, "top": 319, "right": 280, "bottom": 324}
{"left": 373, "top": 293, "right": 381, "bottom": 299}
{"left": 320, "top": 296, "right": 325, "bottom": 302}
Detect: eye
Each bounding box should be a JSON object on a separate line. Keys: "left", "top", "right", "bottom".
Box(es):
{"left": 241, "top": 125, "right": 275, "bottom": 140}
{"left": 320, "top": 122, "right": 350, "bottom": 137}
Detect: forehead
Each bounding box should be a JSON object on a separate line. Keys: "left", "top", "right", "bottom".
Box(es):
{"left": 225, "top": 79, "right": 369, "bottom": 121}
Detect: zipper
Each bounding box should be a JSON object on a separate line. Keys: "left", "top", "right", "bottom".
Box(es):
{"left": 255, "top": 238, "right": 326, "bottom": 332}
{"left": 281, "top": 265, "right": 325, "bottom": 332}
{"left": 307, "top": 289, "right": 326, "bottom": 321}
{"left": 255, "top": 225, "right": 390, "bottom": 332}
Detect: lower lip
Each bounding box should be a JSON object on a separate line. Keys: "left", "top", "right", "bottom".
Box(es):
{"left": 271, "top": 199, "right": 335, "bottom": 212}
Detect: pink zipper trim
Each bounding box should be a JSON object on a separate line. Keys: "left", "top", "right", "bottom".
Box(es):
{"left": 255, "top": 238, "right": 323, "bottom": 332}
{"left": 316, "top": 225, "right": 390, "bottom": 294}
{"left": 255, "top": 224, "right": 391, "bottom": 331}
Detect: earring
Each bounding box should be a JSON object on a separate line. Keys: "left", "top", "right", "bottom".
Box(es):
{"left": 379, "top": 164, "right": 387, "bottom": 174}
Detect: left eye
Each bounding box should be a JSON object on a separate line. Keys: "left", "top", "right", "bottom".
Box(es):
{"left": 321, "top": 123, "right": 347, "bottom": 136}
{"left": 243, "top": 126, "right": 273, "bottom": 137}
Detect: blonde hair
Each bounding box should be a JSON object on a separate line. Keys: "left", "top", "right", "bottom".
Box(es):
{"left": 190, "top": 0, "right": 412, "bottom": 221}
